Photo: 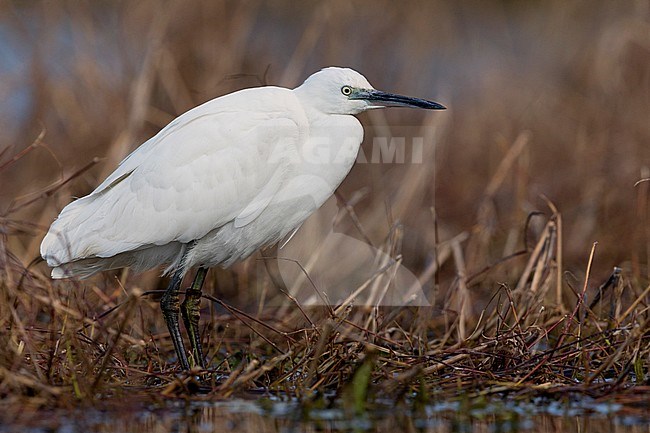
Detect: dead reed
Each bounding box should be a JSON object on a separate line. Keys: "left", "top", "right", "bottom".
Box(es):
{"left": 0, "top": 0, "right": 649, "bottom": 421}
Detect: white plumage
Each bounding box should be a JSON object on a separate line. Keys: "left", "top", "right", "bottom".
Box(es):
{"left": 42, "top": 68, "right": 355, "bottom": 278}
{"left": 41, "top": 67, "right": 444, "bottom": 280}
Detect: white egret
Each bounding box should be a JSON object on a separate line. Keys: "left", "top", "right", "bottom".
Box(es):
{"left": 41, "top": 67, "right": 445, "bottom": 370}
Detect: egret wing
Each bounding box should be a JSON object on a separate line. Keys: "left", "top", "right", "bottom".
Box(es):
{"left": 41, "top": 87, "right": 306, "bottom": 266}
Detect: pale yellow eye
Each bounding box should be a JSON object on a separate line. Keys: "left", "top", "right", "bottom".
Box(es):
{"left": 341, "top": 86, "right": 352, "bottom": 96}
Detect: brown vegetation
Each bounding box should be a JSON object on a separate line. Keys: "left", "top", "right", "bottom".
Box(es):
{"left": 0, "top": 0, "right": 649, "bottom": 424}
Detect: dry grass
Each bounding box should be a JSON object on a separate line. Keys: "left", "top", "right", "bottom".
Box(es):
{"left": 1, "top": 0, "right": 649, "bottom": 422}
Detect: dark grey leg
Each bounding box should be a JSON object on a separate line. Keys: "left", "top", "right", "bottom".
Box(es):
{"left": 160, "top": 269, "right": 190, "bottom": 370}
{"left": 181, "top": 267, "right": 208, "bottom": 369}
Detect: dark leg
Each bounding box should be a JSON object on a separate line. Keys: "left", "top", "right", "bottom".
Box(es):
{"left": 160, "top": 269, "right": 190, "bottom": 370}
{"left": 181, "top": 267, "right": 208, "bottom": 369}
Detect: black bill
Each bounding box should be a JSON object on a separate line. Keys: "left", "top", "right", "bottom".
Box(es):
{"left": 351, "top": 88, "right": 446, "bottom": 110}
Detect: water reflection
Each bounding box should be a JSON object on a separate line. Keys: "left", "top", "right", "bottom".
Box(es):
{"left": 9, "top": 398, "right": 648, "bottom": 433}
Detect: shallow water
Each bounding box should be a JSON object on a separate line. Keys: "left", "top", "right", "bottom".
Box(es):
{"left": 5, "top": 396, "right": 649, "bottom": 433}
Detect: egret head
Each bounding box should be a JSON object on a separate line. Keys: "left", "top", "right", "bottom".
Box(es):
{"left": 295, "top": 67, "right": 445, "bottom": 115}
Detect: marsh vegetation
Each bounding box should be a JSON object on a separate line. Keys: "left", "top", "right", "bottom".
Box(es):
{"left": 1, "top": 1, "right": 649, "bottom": 431}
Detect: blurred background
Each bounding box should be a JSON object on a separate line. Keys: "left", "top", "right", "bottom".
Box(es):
{"left": 1, "top": 0, "right": 649, "bottom": 309}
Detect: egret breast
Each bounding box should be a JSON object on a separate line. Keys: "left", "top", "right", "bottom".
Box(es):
{"left": 184, "top": 113, "right": 364, "bottom": 271}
